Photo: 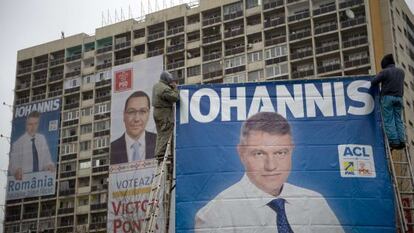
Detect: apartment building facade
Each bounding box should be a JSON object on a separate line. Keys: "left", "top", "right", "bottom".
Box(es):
{"left": 5, "top": 0, "right": 414, "bottom": 232}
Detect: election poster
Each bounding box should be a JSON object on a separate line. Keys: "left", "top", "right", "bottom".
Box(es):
{"left": 175, "top": 76, "right": 396, "bottom": 233}
{"left": 7, "top": 98, "right": 61, "bottom": 200}
{"left": 108, "top": 56, "right": 165, "bottom": 232}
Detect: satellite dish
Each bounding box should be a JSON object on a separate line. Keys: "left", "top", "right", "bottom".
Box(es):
{"left": 346, "top": 9, "right": 355, "bottom": 19}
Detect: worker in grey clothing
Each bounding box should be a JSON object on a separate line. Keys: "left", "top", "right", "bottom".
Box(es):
{"left": 152, "top": 71, "right": 180, "bottom": 161}
{"left": 371, "top": 54, "right": 406, "bottom": 149}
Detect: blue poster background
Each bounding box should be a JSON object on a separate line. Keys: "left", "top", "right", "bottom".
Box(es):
{"left": 175, "top": 76, "right": 395, "bottom": 233}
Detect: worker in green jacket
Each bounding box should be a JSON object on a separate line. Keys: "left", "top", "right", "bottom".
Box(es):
{"left": 152, "top": 71, "right": 180, "bottom": 161}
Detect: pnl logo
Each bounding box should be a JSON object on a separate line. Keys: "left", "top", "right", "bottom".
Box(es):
{"left": 338, "top": 144, "right": 376, "bottom": 178}
{"left": 114, "top": 69, "right": 133, "bottom": 92}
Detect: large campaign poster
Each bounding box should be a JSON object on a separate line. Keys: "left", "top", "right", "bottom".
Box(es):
{"left": 176, "top": 76, "right": 396, "bottom": 233}
{"left": 108, "top": 56, "right": 165, "bottom": 232}
{"left": 7, "top": 98, "right": 60, "bottom": 200}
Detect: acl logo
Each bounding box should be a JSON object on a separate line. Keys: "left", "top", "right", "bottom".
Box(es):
{"left": 115, "top": 69, "right": 133, "bottom": 92}
{"left": 338, "top": 144, "right": 376, "bottom": 178}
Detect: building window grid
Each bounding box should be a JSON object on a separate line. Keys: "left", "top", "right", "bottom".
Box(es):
{"left": 265, "top": 45, "right": 288, "bottom": 60}
{"left": 265, "top": 63, "right": 288, "bottom": 78}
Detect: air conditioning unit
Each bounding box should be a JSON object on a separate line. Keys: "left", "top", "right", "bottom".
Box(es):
{"left": 247, "top": 43, "right": 253, "bottom": 49}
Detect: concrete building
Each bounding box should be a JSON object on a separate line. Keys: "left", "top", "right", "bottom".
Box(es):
{"left": 5, "top": 0, "right": 414, "bottom": 232}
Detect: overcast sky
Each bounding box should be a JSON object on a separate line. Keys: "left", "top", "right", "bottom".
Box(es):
{"left": 0, "top": 0, "right": 413, "bottom": 230}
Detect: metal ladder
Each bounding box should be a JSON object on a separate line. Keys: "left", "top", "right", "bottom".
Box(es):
{"left": 386, "top": 133, "right": 414, "bottom": 232}
{"left": 143, "top": 135, "right": 174, "bottom": 233}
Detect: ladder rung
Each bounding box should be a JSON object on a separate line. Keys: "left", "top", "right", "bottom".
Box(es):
{"left": 394, "top": 161, "right": 409, "bottom": 165}
{"left": 401, "top": 192, "right": 414, "bottom": 195}
{"left": 404, "top": 207, "right": 414, "bottom": 210}
{"left": 396, "top": 176, "right": 412, "bottom": 179}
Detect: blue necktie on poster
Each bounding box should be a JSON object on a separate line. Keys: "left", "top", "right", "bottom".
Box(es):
{"left": 31, "top": 138, "right": 39, "bottom": 172}
{"left": 267, "top": 199, "right": 293, "bottom": 233}
{"left": 132, "top": 142, "right": 142, "bottom": 161}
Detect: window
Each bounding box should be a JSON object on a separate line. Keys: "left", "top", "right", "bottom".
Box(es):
{"left": 94, "top": 120, "right": 110, "bottom": 132}
{"left": 265, "top": 45, "right": 288, "bottom": 59}
{"left": 61, "top": 143, "right": 77, "bottom": 155}
{"left": 246, "top": 0, "right": 259, "bottom": 9}
{"left": 80, "top": 124, "right": 92, "bottom": 134}
{"left": 187, "top": 66, "right": 201, "bottom": 77}
{"left": 94, "top": 102, "right": 110, "bottom": 114}
{"left": 82, "top": 91, "right": 93, "bottom": 100}
{"left": 62, "top": 110, "right": 79, "bottom": 121}
{"left": 79, "top": 141, "right": 91, "bottom": 151}
{"left": 248, "top": 70, "right": 264, "bottom": 82}
{"left": 81, "top": 107, "right": 93, "bottom": 116}
{"left": 223, "top": 2, "right": 242, "bottom": 15}
{"left": 82, "top": 75, "right": 94, "bottom": 84}
{"left": 265, "top": 63, "right": 288, "bottom": 78}
{"left": 224, "top": 73, "right": 246, "bottom": 83}
{"left": 94, "top": 137, "right": 110, "bottom": 149}
{"left": 79, "top": 160, "right": 91, "bottom": 169}
{"left": 62, "top": 127, "right": 77, "bottom": 138}
{"left": 64, "top": 77, "right": 80, "bottom": 89}
{"left": 225, "top": 55, "right": 246, "bottom": 69}
{"left": 94, "top": 158, "right": 108, "bottom": 167}
{"left": 248, "top": 51, "right": 263, "bottom": 63}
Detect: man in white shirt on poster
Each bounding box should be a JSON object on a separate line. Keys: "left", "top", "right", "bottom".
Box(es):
{"left": 195, "top": 112, "right": 344, "bottom": 233}
{"left": 8, "top": 111, "right": 55, "bottom": 180}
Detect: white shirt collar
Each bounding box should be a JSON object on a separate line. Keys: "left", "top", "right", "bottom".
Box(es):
{"left": 125, "top": 131, "right": 146, "bottom": 162}
{"left": 239, "top": 174, "right": 292, "bottom": 208}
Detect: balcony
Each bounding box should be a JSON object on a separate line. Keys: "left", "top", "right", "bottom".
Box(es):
{"left": 114, "top": 41, "right": 131, "bottom": 50}
{"left": 318, "top": 63, "right": 341, "bottom": 73}
{"left": 50, "top": 58, "right": 64, "bottom": 66}
{"left": 49, "top": 73, "right": 64, "bottom": 82}
{"left": 16, "top": 97, "right": 30, "bottom": 105}
{"left": 292, "top": 69, "right": 314, "bottom": 79}
{"left": 314, "top": 23, "right": 337, "bottom": 35}
{"left": 203, "top": 52, "right": 222, "bottom": 61}
{"left": 148, "top": 31, "right": 165, "bottom": 41}
{"left": 58, "top": 207, "right": 74, "bottom": 215}
{"left": 202, "top": 16, "right": 221, "bottom": 26}
{"left": 265, "top": 56, "right": 287, "bottom": 66}
{"left": 17, "top": 66, "right": 32, "bottom": 75}
{"left": 60, "top": 171, "right": 76, "bottom": 178}
{"left": 65, "top": 70, "right": 80, "bottom": 78}
{"left": 48, "top": 90, "right": 63, "bottom": 98}
{"left": 32, "top": 94, "right": 46, "bottom": 101}
{"left": 289, "top": 30, "right": 311, "bottom": 41}
{"left": 224, "top": 11, "right": 243, "bottom": 21}
{"left": 59, "top": 189, "right": 75, "bottom": 196}
{"left": 64, "top": 102, "right": 79, "bottom": 110}
{"left": 95, "top": 79, "right": 111, "bottom": 87}
{"left": 96, "top": 63, "right": 111, "bottom": 70}
{"left": 203, "top": 70, "right": 222, "bottom": 80}
{"left": 344, "top": 57, "right": 369, "bottom": 68}
{"left": 61, "top": 153, "right": 77, "bottom": 161}
{"left": 291, "top": 50, "right": 313, "bottom": 60}
{"left": 263, "top": 0, "right": 284, "bottom": 10}
{"left": 96, "top": 45, "right": 112, "bottom": 54}
{"left": 92, "top": 166, "right": 109, "bottom": 174}
{"left": 91, "top": 203, "right": 107, "bottom": 211}
{"left": 66, "top": 54, "right": 81, "bottom": 62}
{"left": 225, "top": 46, "right": 244, "bottom": 56}
{"left": 34, "top": 62, "right": 48, "bottom": 71}
{"left": 148, "top": 48, "right": 164, "bottom": 57}
{"left": 32, "top": 78, "right": 47, "bottom": 87}
{"left": 225, "top": 65, "right": 245, "bottom": 75}
{"left": 167, "top": 43, "right": 185, "bottom": 53}
{"left": 91, "top": 184, "right": 108, "bottom": 192}
{"left": 167, "top": 26, "right": 184, "bottom": 36}
{"left": 203, "top": 35, "right": 221, "bottom": 44}
{"left": 339, "top": 0, "right": 364, "bottom": 9}
{"left": 224, "top": 28, "right": 244, "bottom": 38}
{"left": 89, "top": 222, "right": 106, "bottom": 230}
{"left": 313, "top": 4, "right": 336, "bottom": 16}
{"left": 265, "top": 35, "right": 286, "bottom": 46}
{"left": 288, "top": 11, "right": 310, "bottom": 22}
{"left": 95, "top": 95, "right": 111, "bottom": 104}
{"left": 316, "top": 43, "right": 339, "bottom": 54}
{"left": 114, "top": 57, "right": 131, "bottom": 66}
{"left": 5, "top": 214, "right": 20, "bottom": 221}
{"left": 23, "top": 212, "right": 38, "bottom": 219}
{"left": 57, "top": 226, "right": 74, "bottom": 233}
{"left": 264, "top": 18, "right": 285, "bottom": 28}
{"left": 167, "top": 61, "right": 185, "bottom": 70}
{"left": 341, "top": 17, "right": 366, "bottom": 28}
{"left": 343, "top": 37, "right": 368, "bottom": 48}
{"left": 16, "top": 82, "right": 30, "bottom": 90}
{"left": 40, "top": 209, "right": 55, "bottom": 217}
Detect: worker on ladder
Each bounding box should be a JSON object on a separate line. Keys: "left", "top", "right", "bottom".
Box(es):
{"left": 371, "top": 54, "right": 406, "bottom": 150}
{"left": 152, "top": 71, "right": 180, "bottom": 162}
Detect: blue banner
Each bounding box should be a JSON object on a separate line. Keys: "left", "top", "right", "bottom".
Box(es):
{"left": 175, "top": 76, "right": 395, "bottom": 233}
{"left": 7, "top": 98, "right": 60, "bottom": 200}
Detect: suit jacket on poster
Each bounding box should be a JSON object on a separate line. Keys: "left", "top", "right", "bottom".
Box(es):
{"left": 110, "top": 131, "right": 156, "bottom": 165}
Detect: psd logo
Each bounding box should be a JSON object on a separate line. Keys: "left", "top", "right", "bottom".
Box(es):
{"left": 115, "top": 69, "right": 133, "bottom": 92}
{"left": 338, "top": 144, "right": 376, "bottom": 178}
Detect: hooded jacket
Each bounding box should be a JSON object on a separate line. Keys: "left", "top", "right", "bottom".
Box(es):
{"left": 371, "top": 55, "right": 405, "bottom": 97}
